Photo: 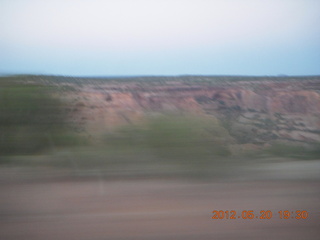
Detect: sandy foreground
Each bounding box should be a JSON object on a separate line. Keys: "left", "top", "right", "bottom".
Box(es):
{"left": 0, "top": 160, "right": 319, "bottom": 240}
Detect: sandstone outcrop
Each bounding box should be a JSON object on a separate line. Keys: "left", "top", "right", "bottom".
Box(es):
{"left": 47, "top": 76, "right": 320, "bottom": 144}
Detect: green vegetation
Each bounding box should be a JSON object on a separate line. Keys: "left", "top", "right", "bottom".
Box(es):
{"left": 265, "top": 142, "right": 320, "bottom": 160}
{"left": 0, "top": 83, "right": 83, "bottom": 156}
{"left": 97, "top": 114, "right": 232, "bottom": 179}
{"left": 1, "top": 75, "right": 319, "bottom": 180}
{"left": 145, "top": 114, "right": 230, "bottom": 164}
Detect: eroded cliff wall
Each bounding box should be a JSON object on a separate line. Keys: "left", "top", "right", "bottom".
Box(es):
{"left": 59, "top": 77, "right": 320, "bottom": 144}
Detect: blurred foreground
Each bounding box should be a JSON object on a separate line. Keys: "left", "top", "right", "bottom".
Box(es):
{"left": 0, "top": 79, "right": 319, "bottom": 239}
{"left": 0, "top": 157, "right": 319, "bottom": 240}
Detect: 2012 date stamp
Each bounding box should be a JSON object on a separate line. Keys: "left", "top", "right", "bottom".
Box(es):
{"left": 211, "top": 210, "right": 309, "bottom": 220}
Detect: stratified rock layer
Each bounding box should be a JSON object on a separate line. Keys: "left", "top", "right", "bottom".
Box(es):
{"left": 54, "top": 76, "right": 320, "bottom": 144}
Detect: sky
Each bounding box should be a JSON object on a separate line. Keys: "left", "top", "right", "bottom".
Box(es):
{"left": 0, "top": 0, "right": 319, "bottom": 76}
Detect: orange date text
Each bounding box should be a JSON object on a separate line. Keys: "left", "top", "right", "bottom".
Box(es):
{"left": 211, "top": 210, "right": 309, "bottom": 220}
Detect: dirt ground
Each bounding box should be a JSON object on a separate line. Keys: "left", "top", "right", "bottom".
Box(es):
{"left": 0, "top": 161, "right": 319, "bottom": 240}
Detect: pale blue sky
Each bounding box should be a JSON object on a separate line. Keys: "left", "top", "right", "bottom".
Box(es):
{"left": 0, "top": 0, "right": 319, "bottom": 76}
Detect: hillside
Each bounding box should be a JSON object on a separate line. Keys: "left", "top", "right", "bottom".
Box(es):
{"left": 2, "top": 75, "right": 320, "bottom": 146}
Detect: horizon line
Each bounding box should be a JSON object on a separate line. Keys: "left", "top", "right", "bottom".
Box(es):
{"left": 1, "top": 73, "right": 320, "bottom": 78}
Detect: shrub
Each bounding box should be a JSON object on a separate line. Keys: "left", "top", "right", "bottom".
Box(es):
{"left": 266, "top": 141, "right": 320, "bottom": 159}
{"left": 145, "top": 114, "right": 231, "bottom": 167}
{"left": 0, "top": 83, "right": 72, "bottom": 155}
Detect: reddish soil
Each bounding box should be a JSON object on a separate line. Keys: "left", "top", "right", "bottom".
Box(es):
{"left": 0, "top": 174, "right": 319, "bottom": 240}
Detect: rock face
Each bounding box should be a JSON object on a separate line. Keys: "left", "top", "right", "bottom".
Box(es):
{"left": 59, "top": 77, "right": 320, "bottom": 144}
